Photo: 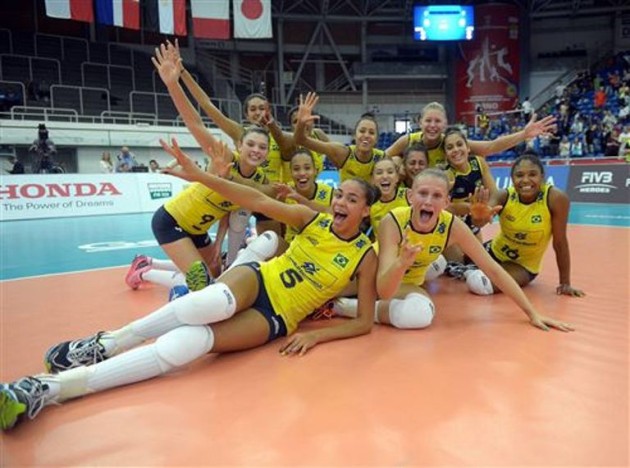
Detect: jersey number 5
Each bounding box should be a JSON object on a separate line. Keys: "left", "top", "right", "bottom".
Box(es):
{"left": 280, "top": 268, "right": 303, "bottom": 288}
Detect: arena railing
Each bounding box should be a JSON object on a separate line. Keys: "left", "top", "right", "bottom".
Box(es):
{"left": 9, "top": 106, "right": 79, "bottom": 122}
{"left": 100, "top": 110, "right": 158, "bottom": 125}
{"left": 0, "top": 80, "right": 26, "bottom": 106}
{"left": 0, "top": 54, "right": 62, "bottom": 85}
{"left": 51, "top": 84, "right": 111, "bottom": 115}
{"left": 81, "top": 62, "right": 135, "bottom": 90}
{"left": 35, "top": 33, "right": 89, "bottom": 62}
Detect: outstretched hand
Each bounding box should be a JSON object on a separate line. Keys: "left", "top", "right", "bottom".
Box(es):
{"left": 279, "top": 331, "right": 320, "bottom": 356}
{"left": 529, "top": 314, "right": 574, "bottom": 332}
{"left": 160, "top": 138, "right": 205, "bottom": 182}
{"left": 151, "top": 42, "right": 182, "bottom": 86}
{"left": 556, "top": 284, "right": 586, "bottom": 297}
{"left": 523, "top": 113, "right": 557, "bottom": 139}
{"left": 469, "top": 186, "right": 502, "bottom": 227}
{"left": 297, "top": 92, "right": 320, "bottom": 128}
{"left": 205, "top": 138, "right": 234, "bottom": 178}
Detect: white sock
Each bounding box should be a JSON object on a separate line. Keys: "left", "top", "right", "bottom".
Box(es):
{"left": 151, "top": 259, "right": 179, "bottom": 271}
{"left": 142, "top": 270, "right": 186, "bottom": 288}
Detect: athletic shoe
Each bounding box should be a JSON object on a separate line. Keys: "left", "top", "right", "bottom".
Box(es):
{"left": 0, "top": 376, "right": 52, "bottom": 431}
{"left": 44, "top": 332, "right": 107, "bottom": 373}
{"left": 125, "top": 255, "right": 152, "bottom": 290}
{"left": 310, "top": 301, "right": 337, "bottom": 320}
{"left": 168, "top": 285, "right": 190, "bottom": 302}
{"left": 185, "top": 261, "right": 214, "bottom": 292}
{"left": 445, "top": 262, "right": 478, "bottom": 280}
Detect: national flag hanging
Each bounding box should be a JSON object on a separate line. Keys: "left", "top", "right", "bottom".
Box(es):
{"left": 144, "top": 0, "right": 187, "bottom": 36}
{"left": 95, "top": 0, "right": 140, "bottom": 30}
{"left": 233, "top": 0, "right": 272, "bottom": 39}
{"left": 191, "top": 0, "right": 230, "bottom": 39}
{"left": 44, "top": 0, "right": 94, "bottom": 23}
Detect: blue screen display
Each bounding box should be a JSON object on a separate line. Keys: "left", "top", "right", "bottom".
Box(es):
{"left": 413, "top": 5, "right": 475, "bottom": 41}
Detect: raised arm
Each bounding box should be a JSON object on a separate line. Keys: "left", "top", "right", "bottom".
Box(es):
{"left": 170, "top": 40, "right": 244, "bottom": 142}
{"left": 549, "top": 188, "right": 585, "bottom": 297}
{"left": 152, "top": 43, "right": 218, "bottom": 152}
{"left": 385, "top": 133, "right": 411, "bottom": 158}
{"left": 279, "top": 248, "right": 377, "bottom": 356}
{"left": 376, "top": 217, "right": 423, "bottom": 299}
{"left": 468, "top": 113, "right": 557, "bottom": 157}
{"left": 293, "top": 93, "right": 350, "bottom": 168}
{"left": 450, "top": 217, "right": 573, "bottom": 331}
{"left": 162, "top": 138, "right": 313, "bottom": 230}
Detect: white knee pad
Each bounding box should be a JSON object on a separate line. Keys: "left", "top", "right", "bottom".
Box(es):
{"left": 388, "top": 293, "right": 435, "bottom": 329}
{"left": 173, "top": 282, "right": 237, "bottom": 325}
{"left": 466, "top": 269, "right": 494, "bottom": 295}
{"left": 424, "top": 255, "right": 447, "bottom": 281}
{"left": 228, "top": 230, "right": 279, "bottom": 271}
{"left": 155, "top": 325, "right": 214, "bottom": 372}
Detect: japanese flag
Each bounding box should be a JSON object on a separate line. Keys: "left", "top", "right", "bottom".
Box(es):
{"left": 233, "top": 0, "right": 272, "bottom": 39}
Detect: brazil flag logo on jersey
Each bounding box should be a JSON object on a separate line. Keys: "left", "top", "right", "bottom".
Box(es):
{"left": 531, "top": 215, "right": 542, "bottom": 223}
{"left": 333, "top": 253, "right": 349, "bottom": 268}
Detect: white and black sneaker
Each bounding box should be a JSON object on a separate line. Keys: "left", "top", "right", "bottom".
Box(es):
{"left": 44, "top": 332, "right": 108, "bottom": 373}
{"left": 0, "top": 376, "right": 53, "bottom": 431}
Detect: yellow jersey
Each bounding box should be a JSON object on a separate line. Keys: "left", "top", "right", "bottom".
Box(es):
{"left": 408, "top": 131, "right": 446, "bottom": 167}
{"left": 388, "top": 206, "right": 454, "bottom": 286}
{"left": 490, "top": 184, "right": 553, "bottom": 274}
{"left": 339, "top": 145, "right": 385, "bottom": 182}
{"left": 283, "top": 182, "right": 334, "bottom": 243}
{"left": 260, "top": 134, "right": 283, "bottom": 183}
{"left": 369, "top": 186, "right": 410, "bottom": 237}
{"left": 260, "top": 213, "right": 373, "bottom": 333}
{"left": 445, "top": 155, "right": 485, "bottom": 202}
{"left": 164, "top": 157, "right": 266, "bottom": 234}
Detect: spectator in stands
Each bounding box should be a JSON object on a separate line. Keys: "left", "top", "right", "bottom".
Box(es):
{"left": 6, "top": 156, "right": 25, "bottom": 174}
{"left": 149, "top": 159, "right": 161, "bottom": 173}
{"left": 604, "top": 129, "right": 620, "bottom": 156}
{"left": 570, "top": 136, "right": 584, "bottom": 158}
{"left": 558, "top": 136, "right": 570, "bottom": 159}
{"left": 618, "top": 125, "right": 630, "bottom": 160}
{"left": 116, "top": 146, "right": 138, "bottom": 172}
{"left": 602, "top": 110, "right": 617, "bottom": 129}
{"left": 584, "top": 123, "right": 599, "bottom": 155}
{"left": 476, "top": 105, "right": 489, "bottom": 139}
{"left": 594, "top": 86, "right": 606, "bottom": 109}
{"left": 29, "top": 124, "right": 56, "bottom": 173}
{"left": 100, "top": 151, "right": 114, "bottom": 173}
{"left": 520, "top": 97, "right": 532, "bottom": 121}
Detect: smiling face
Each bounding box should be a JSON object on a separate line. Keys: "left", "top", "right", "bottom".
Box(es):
{"left": 372, "top": 159, "right": 399, "bottom": 199}
{"left": 354, "top": 119, "right": 378, "bottom": 152}
{"left": 511, "top": 158, "right": 544, "bottom": 202}
{"left": 443, "top": 131, "right": 470, "bottom": 169}
{"left": 330, "top": 180, "right": 372, "bottom": 236}
{"left": 290, "top": 151, "right": 317, "bottom": 194}
{"left": 408, "top": 172, "right": 450, "bottom": 231}
{"left": 237, "top": 131, "right": 269, "bottom": 169}
{"left": 245, "top": 97, "right": 269, "bottom": 125}
{"left": 404, "top": 150, "right": 428, "bottom": 180}
{"left": 420, "top": 108, "right": 447, "bottom": 146}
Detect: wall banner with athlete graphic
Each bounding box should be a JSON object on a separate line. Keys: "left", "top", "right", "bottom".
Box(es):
{"left": 455, "top": 3, "right": 520, "bottom": 124}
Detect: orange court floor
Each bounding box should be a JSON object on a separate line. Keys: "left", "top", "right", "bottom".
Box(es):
{"left": 0, "top": 223, "right": 628, "bottom": 466}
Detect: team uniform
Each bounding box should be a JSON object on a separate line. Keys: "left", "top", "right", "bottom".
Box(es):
{"left": 254, "top": 212, "right": 372, "bottom": 334}
{"left": 259, "top": 134, "right": 283, "bottom": 183}
{"left": 445, "top": 155, "right": 486, "bottom": 234}
{"left": 339, "top": 145, "right": 385, "bottom": 182}
{"left": 158, "top": 156, "right": 266, "bottom": 245}
{"left": 408, "top": 131, "right": 446, "bottom": 167}
{"left": 283, "top": 182, "right": 334, "bottom": 243}
{"left": 369, "top": 186, "right": 410, "bottom": 237}
{"left": 488, "top": 184, "right": 553, "bottom": 277}
{"left": 386, "top": 207, "right": 454, "bottom": 286}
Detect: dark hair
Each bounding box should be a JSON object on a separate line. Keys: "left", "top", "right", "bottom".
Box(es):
{"left": 402, "top": 143, "right": 429, "bottom": 164}
{"left": 371, "top": 157, "right": 397, "bottom": 175}
{"left": 288, "top": 105, "right": 299, "bottom": 122}
{"left": 243, "top": 93, "right": 268, "bottom": 116}
{"left": 344, "top": 177, "right": 381, "bottom": 207}
{"left": 354, "top": 112, "right": 379, "bottom": 135}
{"left": 290, "top": 147, "right": 315, "bottom": 165}
{"left": 241, "top": 125, "right": 270, "bottom": 143}
{"left": 442, "top": 126, "right": 468, "bottom": 148}
{"left": 511, "top": 151, "right": 545, "bottom": 177}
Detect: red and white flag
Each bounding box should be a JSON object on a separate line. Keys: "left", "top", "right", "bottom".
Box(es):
{"left": 233, "top": 0, "right": 272, "bottom": 39}
{"left": 45, "top": 0, "right": 93, "bottom": 22}
{"left": 191, "top": 0, "right": 230, "bottom": 39}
